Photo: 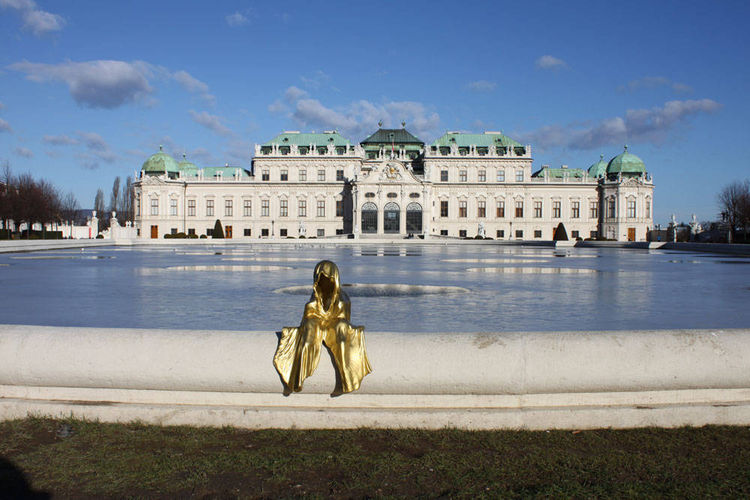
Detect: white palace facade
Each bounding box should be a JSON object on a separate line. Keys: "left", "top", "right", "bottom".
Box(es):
{"left": 133, "top": 127, "right": 654, "bottom": 241}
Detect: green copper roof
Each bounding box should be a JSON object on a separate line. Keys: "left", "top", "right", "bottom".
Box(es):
{"left": 432, "top": 131, "right": 521, "bottom": 148}
{"left": 531, "top": 166, "right": 586, "bottom": 179}
{"left": 178, "top": 154, "right": 198, "bottom": 171}
{"left": 202, "top": 166, "right": 252, "bottom": 179}
{"left": 606, "top": 146, "right": 646, "bottom": 176}
{"left": 361, "top": 128, "right": 424, "bottom": 145}
{"left": 142, "top": 147, "right": 180, "bottom": 174}
{"left": 264, "top": 131, "right": 351, "bottom": 147}
{"left": 587, "top": 154, "right": 608, "bottom": 178}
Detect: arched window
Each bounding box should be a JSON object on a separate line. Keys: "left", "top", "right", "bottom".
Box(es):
{"left": 361, "top": 202, "right": 377, "bottom": 233}
{"left": 406, "top": 202, "right": 422, "bottom": 233}
{"left": 384, "top": 202, "right": 400, "bottom": 234}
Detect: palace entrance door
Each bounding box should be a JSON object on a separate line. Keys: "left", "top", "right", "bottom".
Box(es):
{"left": 383, "top": 202, "right": 400, "bottom": 234}
{"left": 150, "top": 225, "right": 158, "bottom": 239}
{"left": 406, "top": 202, "right": 422, "bottom": 233}
{"left": 627, "top": 228, "right": 636, "bottom": 241}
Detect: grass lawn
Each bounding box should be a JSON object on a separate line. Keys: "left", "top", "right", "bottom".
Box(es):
{"left": 1, "top": 418, "right": 749, "bottom": 498}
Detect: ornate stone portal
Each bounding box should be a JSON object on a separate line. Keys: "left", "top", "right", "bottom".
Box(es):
{"left": 273, "top": 261, "right": 372, "bottom": 394}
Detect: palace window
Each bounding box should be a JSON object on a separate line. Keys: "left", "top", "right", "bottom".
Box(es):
{"left": 440, "top": 170, "right": 448, "bottom": 182}
{"left": 136, "top": 197, "right": 141, "bottom": 217}
{"left": 299, "top": 168, "right": 307, "bottom": 181}
{"left": 496, "top": 230, "right": 505, "bottom": 238}
{"left": 188, "top": 228, "right": 195, "bottom": 236}
{"left": 318, "top": 169, "right": 325, "bottom": 181}
{"left": 646, "top": 200, "right": 651, "bottom": 219}
{"left": 336, "top": 200, "right": 343, "bottom": 217}
{"left": 440, "top": 230, "right": 448, "bottom": 236}
{"left": 243, "top": 200, "right": 252, "bottom": 217}
{"left": 244, "top": 228, "right": 251, "bottom": 236}
{"left": 261, "top": 228, "right": 269, "bottom": 237}
{"left": 552, "top": 201, "right": 561, "bottom": 218}
{"left": 515, "top": 200, "right": 523, "bottom": 218}
{"left": 571, "top": 230, "right": 580, "bottom": 239}
{"left": 188, "top": 200, "right": 196, "bottom": 216}
{"left": 317, "top": 200, "right": 325, "bottom": 217}
{"left": 206, "top": 199, "right": 214, "bottom": 217}
{"left": 459, "top": 230, "right": 467, "bottom": 238}
{"left": 279, "top": 199, "right": 288, "bottom": 217}
{"left": 262, "top": 170, "right": 269, "bottom": 181}
{"left": 608, "top": 198, "right": 616, "bottom": 218}
{"left": 317, "top": 229, "right": 325, "bottom": 237}
{"left": 590, "top": 201, "right": 599, "bottom": 219}
{"left": 225, "top": 199, "right": 233, "bottom": 217}
{"left": 440, "top": 200, "right": 448, "bottom": 217}
{"left": 496, "top": 200, "right": 505, "bottom": 218}
{"left": 298, "top": 200, "right": 307, "bottom": 217}
{"left": 534, "top": 201, "right": 542, "bottom": 218}
{"left": 280, "top": 229, "right": 287, "bottom": 237}
{"left": 459, "top": 200, "right": 467, "bottom": 218}
{"left": 459, "top": 170, "right": 467, "bottom": 182}
{"left": 170, "top": 199, "right": 177, "bottom": 216}
{"left": 516, "top": 170, "right": 524, "bottom": 182}
{"left": 515, "top": 230, "right": 523, "bottom": 238}
{"left": 478, "top": 170, "right": 486, "bottom": 182}
{"left": 261, "top": 200, "right": 269, "bottom": 217}
{"left": 280, "top": 170, "right": 288, "bottom": 181}
{"left": 571, "top": 201, "right": 580, "bottom": 219}
{"left": 477, "top": 200, "right": 486, "bottom": 218}
{"left": 627, "top": 200, "right": 636, "bottom": 218}
{"left": 150, "top": 198, "right": 158, "bottom": 216}
{"left": 534, "top": 230, "right": 542, "bottom": 238}
{"left": 336, "top": 169, "right": 344, "bottom": 181}
{"left": 496, "top": 170, "right": 505, "bottom": 182}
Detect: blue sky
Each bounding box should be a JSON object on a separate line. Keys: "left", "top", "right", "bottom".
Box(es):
{"left": 1, "top": 0, "right": 748, "bottom": 223}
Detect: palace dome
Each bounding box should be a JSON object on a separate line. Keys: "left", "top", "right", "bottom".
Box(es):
{"left": 606, "top": 146, "right": 646, "bottom": 177}
{"left": 177, "top": 154, "right": 198, "bottom": 171}
{"left": 142, "top": 147, "right": 179, "bottom": 175}
{"left": 587, "top": 154, "right": 608, "bottom": 178}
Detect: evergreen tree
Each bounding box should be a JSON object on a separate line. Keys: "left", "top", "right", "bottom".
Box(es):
{"left": 553, "top": 223, "right": 568, "bottom": 241}
{"left": 212, "top": 219, "right": 224, "bottom": 238}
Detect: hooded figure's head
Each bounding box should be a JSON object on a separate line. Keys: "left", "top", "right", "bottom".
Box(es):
{"left": 313, "top": 260, "right": 340, "bottom": 311}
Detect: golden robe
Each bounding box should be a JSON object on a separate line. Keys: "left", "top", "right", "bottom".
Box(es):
{"left": 273, "top": 260, "right": 372, "bottom": 393}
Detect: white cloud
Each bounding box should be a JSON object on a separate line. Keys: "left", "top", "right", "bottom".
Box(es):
{"left": 535, "top": 55, "right": 567, "bottom": 70}
{"left": 288, "top": 96, "right": 440, "bottom": 140}
{"left": 10, "top": 60, "right": 153, "bottom": 108}
{"left": 267, "top": 100, "right": 288, "bottom": 114}
{"left": 226, "top": 11, "right": 249, "bottom": 27}
{"left": 173, "top": 70, "right": 215, "bottom": 105}
{"left": 0, "top": 118, "right": 11, "bottom": 133}
{"left": 23, "top": 8, "right": 64, "bottom": 35}
{"left": 619, "top": 76, "right": 693, "bottom": 94}
{"left": 189, "top": 110, "right": 233, "bottom": 136}
{"left": 14, "top": 146, "right": 33, "bottom": 158}
{"left": 0, "top": 0, "right": 65, "bottom": 36}
{"left": 518, "top": 98, "right": 721, "bottom": 150}
{"left": 284, "top": 85, "right": 307, "bottom": 102}
{"left": 43, "top": 134, "right": 77, "bottom": 145}
{"left": 73, "top": 131, "right": 116, "bottom": 168}
{"left": 466, "top": 80, "right": 497, "bottom": 92}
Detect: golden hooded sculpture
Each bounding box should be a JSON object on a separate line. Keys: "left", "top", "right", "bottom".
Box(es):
{"left": 273, "top": 260, "right": 372, "bottom": 394}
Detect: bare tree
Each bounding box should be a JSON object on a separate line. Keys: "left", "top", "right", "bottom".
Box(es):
{"left": 0, "top": 162, "right": 14, "bottom": 237}
{"left": 60, "top": 191, "right": 79, "bottom": 237}
{"left": 120, "top": 176, "right": 134, "bottom": 223}
{"left": 94, "top": 188, "right": 106, "bottom": 233}
{"left": 109, "top": 176, "right": 121, "bottom": 220}
{"left": 718, "top": 179, "right": 750, "bottom": 243}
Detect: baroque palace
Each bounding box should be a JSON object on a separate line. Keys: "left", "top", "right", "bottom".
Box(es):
{"left": 133, "top": 126, "right": 654, "bottom": 241}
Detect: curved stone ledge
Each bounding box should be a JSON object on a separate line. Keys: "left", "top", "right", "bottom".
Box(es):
{"left": 1, "top": 325, "right": 749, "bottom": 429}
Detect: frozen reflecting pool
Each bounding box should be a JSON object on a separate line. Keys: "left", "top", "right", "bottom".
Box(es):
{"left": 1, "top": 244, "right": 749, "bottom": 332}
